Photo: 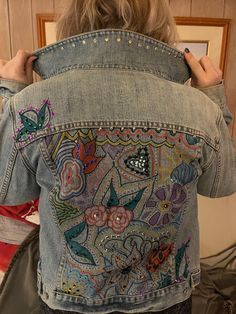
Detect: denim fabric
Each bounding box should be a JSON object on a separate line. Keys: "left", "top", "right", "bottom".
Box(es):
{"left": 0, "top": 30, "right": 235, "bottom": 313}
{"left": 40, "top": 297, "right": 192, "bottom": 314}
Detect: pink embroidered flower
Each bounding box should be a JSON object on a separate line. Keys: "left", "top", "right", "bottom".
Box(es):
{"left": 85, "top": 206, "right": 108, "bottom": 227}
{"left": 60, "top": 160, "right": 85, "bottom": 200}
{"left": 107, "top": 207, "right": 133, "bottom": 234}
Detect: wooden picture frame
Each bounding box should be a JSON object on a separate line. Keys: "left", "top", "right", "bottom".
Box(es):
{"left": 37, "top": 13, "right": 56, "bottom": 48}
{"left": 37, "top": 15, "right": 230, "bottom": 74}
{"left": 175, "top": 17, "right": 230, "bottom": 75}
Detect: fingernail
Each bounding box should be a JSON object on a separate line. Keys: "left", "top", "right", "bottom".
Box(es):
{"left": 185, "top": 48, "right": 190, "bottom": 53}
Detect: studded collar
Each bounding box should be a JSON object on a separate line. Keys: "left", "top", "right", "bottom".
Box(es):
{"left": 33, "top": 29, "right": 190, "bottom": 84}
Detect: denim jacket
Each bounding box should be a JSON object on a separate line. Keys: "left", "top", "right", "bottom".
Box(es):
{"left": 0, "top": 30, "right": 235, "bottom": 313}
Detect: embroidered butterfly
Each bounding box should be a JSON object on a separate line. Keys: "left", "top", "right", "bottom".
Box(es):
{"left": 15, "top": 99, "right": 53, "bottom": 142}
{"left": 125, "top": 147, "right": 150, "bottom": 176}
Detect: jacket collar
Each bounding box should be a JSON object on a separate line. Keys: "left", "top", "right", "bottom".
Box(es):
{"left": 33, "top": 29, "right": 190, "bottom": 84}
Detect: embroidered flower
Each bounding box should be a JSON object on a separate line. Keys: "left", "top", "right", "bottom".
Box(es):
{"left": 102, "top": 243, "right": 150, "bottom": 294}
{"left": 72, "top": 139, "right": 103, "bottom": 174}
{"left": 60, "top": 159, "right": 85, "bottom": 200}
{"left": 85, "top": 206, "right": 108, "bottom": 227}
{"left": 146, "top": 183, "right": 186, "bottom": 226}
{"left": 107, "top": 206, "right": 133, "bottom": 234}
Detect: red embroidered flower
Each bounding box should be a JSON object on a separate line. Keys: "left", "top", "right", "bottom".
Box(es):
{"left": 107, "top": 207, "right": 133, "bottom": 234}
{"left": 72, "top": 139, "right": 102, "bottom": 174}
{"left": 85, "top": 206, "right": 108, "bottom": 227}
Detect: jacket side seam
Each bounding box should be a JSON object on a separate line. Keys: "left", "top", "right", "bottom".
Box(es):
{"left": 0, "top": 145, "right": 18, "bottom": 201}
{"left": 18, "top": 148, "right": 37, "bottom": 175}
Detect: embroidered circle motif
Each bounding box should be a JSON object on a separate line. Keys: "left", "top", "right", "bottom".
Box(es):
{"left": 60, "top": 159, "right": 85, "bottom": 200}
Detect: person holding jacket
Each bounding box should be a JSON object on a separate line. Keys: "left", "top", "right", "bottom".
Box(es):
{"left": 0, "top": 0, "right": 235, "bottom": 313}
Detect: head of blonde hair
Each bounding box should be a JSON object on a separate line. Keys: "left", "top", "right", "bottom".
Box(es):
{"left": 56, "top": 0, "right": 178, "bottom": 45}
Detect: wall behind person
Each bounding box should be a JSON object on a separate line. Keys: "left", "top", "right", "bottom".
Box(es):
{"left": 0, "top": 0, "right": 235, "bottom": 257}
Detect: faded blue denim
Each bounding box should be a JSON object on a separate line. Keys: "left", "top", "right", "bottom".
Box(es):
{"left": 0, "top": 30, "right": 235, "bottom": 313}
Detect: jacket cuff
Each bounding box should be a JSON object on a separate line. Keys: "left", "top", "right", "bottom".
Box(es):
{"left": 0, "top": 79, "right": 28, "bottom": 98}
{"left": 197, "top": 83, "right": 233, "bottom": 125}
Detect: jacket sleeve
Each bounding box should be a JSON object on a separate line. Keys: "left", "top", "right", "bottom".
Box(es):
{"left": 0, "top": 79, "right": 29, "bottom": 99}
{"left": 197, "top": 84, "right": 236, "bottom": 197}
{"left": 0, "top": 97, "right": 40, "bottom": 206}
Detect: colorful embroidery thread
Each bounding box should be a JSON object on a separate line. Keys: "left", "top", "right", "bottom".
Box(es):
{"left": 15, "top": 99, "right": 53, "bottom": 142}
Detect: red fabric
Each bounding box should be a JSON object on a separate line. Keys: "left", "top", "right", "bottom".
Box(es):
{"left": 0, "top": 199, "right": 39, "bottom": 226}
{"left": 0, "top": 199, "right": 39, "bottom": 272}
{"left": 0, "top": 242, "right": 19, "bottom": 272}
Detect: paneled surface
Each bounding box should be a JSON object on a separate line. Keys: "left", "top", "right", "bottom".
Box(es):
{"left": 191, "top": 0, "right": 225, "bottom": 18}
{"left": 0, "top": 0, "right": 11, "bottom": 59}
{"left": 170, "top": 0, "right": 191, "bottom": 16}
{"left": 8, "top": 0, "right": 34, "bottom": 55}
{"left": 0, "top": 0, "right": 236, "bottom": 257}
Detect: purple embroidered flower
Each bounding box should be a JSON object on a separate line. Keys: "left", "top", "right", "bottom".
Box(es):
{"left": 146, "top": 183, "right": 186, "bottom": 226}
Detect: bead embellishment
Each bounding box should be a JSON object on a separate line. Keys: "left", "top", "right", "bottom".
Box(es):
{"left": 125, "top": 147, "right": 150, "bottom": 177}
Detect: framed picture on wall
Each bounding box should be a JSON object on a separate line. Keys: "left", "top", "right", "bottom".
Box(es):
{"left": 175, "top": 17, "right": 230, "bottom": 75}
{"left": 37, "top": 15, "right": 230, "bottom": 74}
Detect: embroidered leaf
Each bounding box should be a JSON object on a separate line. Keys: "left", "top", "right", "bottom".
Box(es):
{"left": 72, "top": 140, "right": 86, "bottom": 161}
{"left": 37, "top": 101, "right": 49, "bottom": 127}
{"left": 124, "top": 188, "right": 146, "bottom": 211}
{"left": 64, "top": 221, "right": 86, "bottom": 241}
{"left": 107, "top": 182, "right": 119, "bottom": 208}
{"left": 68, "top": 240, "right": 95, "bottom": 265}
{"left": 15, "top": 127, "right": 28, "bottom": 141}
{"left": 20, "top": 113, "right": 38, "bottom": 132}
{"left": 183, "top": 262, "right": 189, "bottom": 278}
{"left": 175, "top": 239, "right": 190, "bottom": 279}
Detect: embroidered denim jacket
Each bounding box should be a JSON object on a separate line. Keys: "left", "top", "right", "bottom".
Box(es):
{"left": 0, "top": 30, "right": 235, "bottom": 313}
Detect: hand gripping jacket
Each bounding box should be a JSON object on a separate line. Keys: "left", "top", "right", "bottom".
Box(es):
{"left": 0, "top": 30, "right": 235, "bottom": 313}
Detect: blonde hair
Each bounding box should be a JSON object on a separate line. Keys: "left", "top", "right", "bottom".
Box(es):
{"left": 56, "top": 0, "right": 178, "bottom": 45}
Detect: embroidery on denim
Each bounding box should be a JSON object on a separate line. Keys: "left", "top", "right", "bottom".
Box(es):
{"left": 171, "top": 162, "right": 198, "bottom": 185}
{"left": 125, "top": 146, "right": 150, "bottom": 176}
{"left": 144, "top": 183, "right": 187, "bottom": 227}
{"left": 45, "top": 128, "right": 200, "bottom": 299}
{"left": 60, "top": 230, "right": 175, "bottom": 298}
{"left": 175, "top": 239, "right": 191, "bottom": 281}
{"left": 55, "top": 135, "right": 104, "bottom": 200}
{"left": 15, "top": 99, "right": 53, "bottom": 142}
{"left": 59, "top": 166, "right": 156, "bottom": 266}
{"left": 50, "top": 191, "right": 81, "bottom": 225}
